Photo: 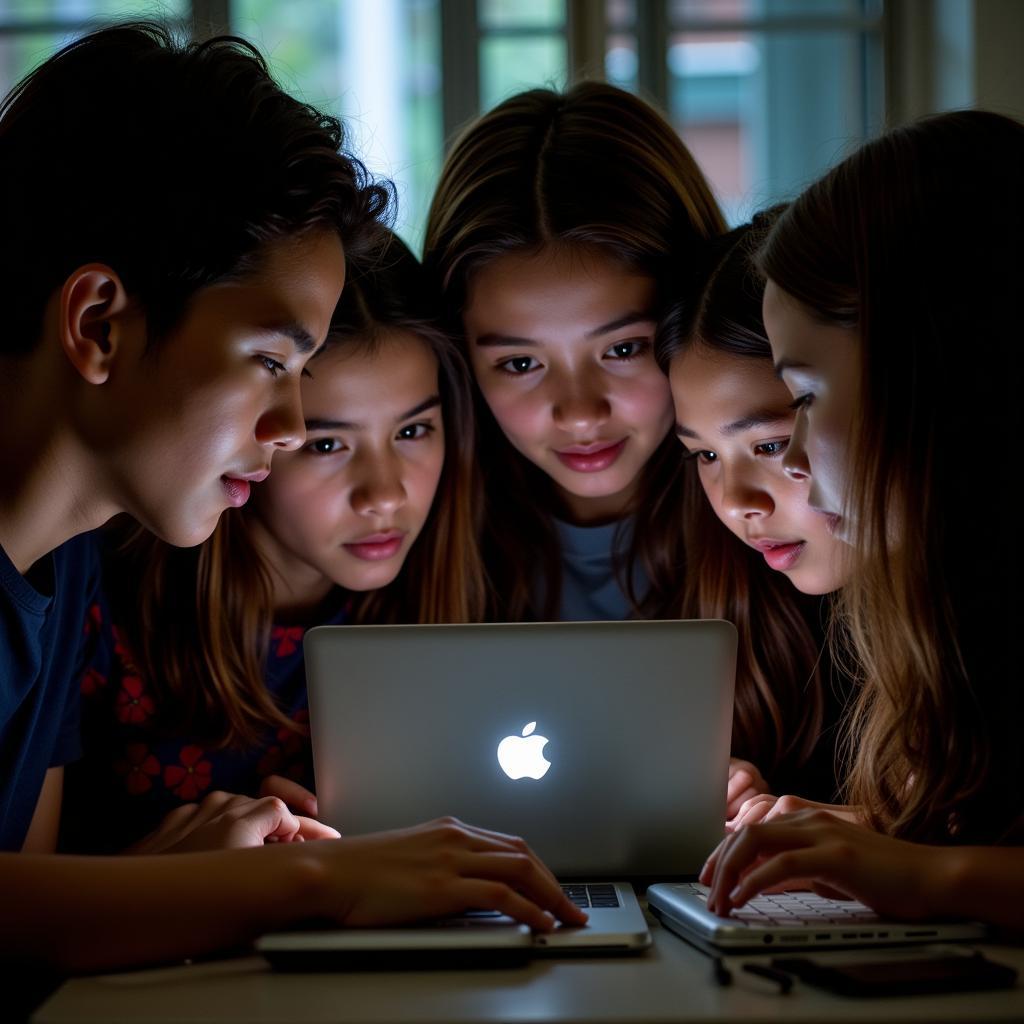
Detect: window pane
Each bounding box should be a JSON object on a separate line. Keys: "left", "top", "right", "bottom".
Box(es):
{"left": 669, "top": 28, "right": 875, "bottom": 224}
{"left": 606, "top": 32, "right": 637, "bottom": 91}
{"left": 1, "top": 1, "right": 186, "bottom": 24}
{"left": 480, "top": 35, "right": 566, "bottom": 111}
{"left": 232, "top": 0, "right": 443, "bottom": 253}
{"left": 607, "top": 0, "right": 635, "bottom": 30}
{"left": 672, "top": 0, "right": 873, "bottom": 23}
{"left": 479, "top": 0, "right": 565, "bottom": 30}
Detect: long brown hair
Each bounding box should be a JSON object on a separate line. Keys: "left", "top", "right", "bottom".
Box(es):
{"left": 759, "top": 110, "right": 1024, "bottom": 843}
{"left": 655, "top": 214, "right": 826, "bottom": 781}
{"left": 423, "top": 82, "right": 725, "bottom": 620}
{"left": 110, "top": 236, "right": 485, "bottom": 748}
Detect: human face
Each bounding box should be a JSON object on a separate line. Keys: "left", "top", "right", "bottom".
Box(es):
{"left": 462, "top": 246, "right": 673, "bottom": 524}
{"left": 670, "top": 345, "right": 849, "bottom": 594}
{"left": 97, "top": 231, "right": 346, "bottom": 547}
{"left": 250, "top": 329, "right": 445, "bottom": 614}
{"left": 762, "top": 280, "right": 861, "bottom": 545}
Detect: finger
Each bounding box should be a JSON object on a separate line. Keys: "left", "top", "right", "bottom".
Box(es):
{"left": 708, "top": 823, "right": 819, "bottom": 915}
{"left": 295, "top": 815, "right": 341, "bottom": 841}
{"left": 465, "top": 851, "right": 588, "bottom": 926}
{"left": 261, "top": 775, "right": 318, "bottom": 817}
{"left": 228, "top": 796, "right": 303, "bottom": 845}
{"left": 456, "top": 879, "right": 559, "bottom": 932}
{"left": 734, "top": 795, "right": 778, "bottom": 830}
{"left": 452, "top": 821, "right": 563, "bottom": 891}
{"left": 699, "top": 833, "right": 731, "bottom": 884}
{"left": 726, "top": 785, "right": 759, "bottom": 820}
{"left": 726, "top": 845, "right": 853, "bottom": 911}
{"left": 727, "top": 770, "right": 754, "bottom": 805}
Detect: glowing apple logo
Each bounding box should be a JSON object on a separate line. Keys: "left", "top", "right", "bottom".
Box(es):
{"left": 497, "top": 721, "right": 551, "bottom": 780}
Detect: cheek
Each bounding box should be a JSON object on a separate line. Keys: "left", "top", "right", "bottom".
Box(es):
{"left": 613, "top": 371, "right": 673, "bottom": 432}
{"left": 262, "top": 464, "right": 342, "bottom": 532}
{"left": 477, "top": 379, "right": 547, "bottom": 440}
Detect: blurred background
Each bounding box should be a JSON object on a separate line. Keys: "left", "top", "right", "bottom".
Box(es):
{"left": 2, "top": 0, "right": 1021, "bottom": 251}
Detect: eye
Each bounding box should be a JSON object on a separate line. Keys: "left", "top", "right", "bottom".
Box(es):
{"left": 754, "top": 438, "right": 790, "bottom": 458}
{"left": 497, "top": 355, "right": 541, "bottom": 375}
{"left": 682, "top": 447, "right": 717, "bottom": 465}
{"left": 604, "top": 339, "right": 649, "bottom": 361}
{"left": 304, "top": 437, "right": 345, "bottom": 455}
{"left": 261, "top": 356, "right": 287, "bottom": 378}
{"left": 396, "top": 422, "right": 435, "bottom": 441}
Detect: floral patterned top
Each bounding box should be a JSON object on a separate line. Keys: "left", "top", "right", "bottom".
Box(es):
{"left": 60, "top": 593, "right": 348, "bottom": 854}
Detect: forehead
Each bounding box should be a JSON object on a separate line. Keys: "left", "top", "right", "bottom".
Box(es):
{"left": 463, "top": 246, "right": 655, "bottom": 339}
{"left": 302, "top": 329, "right": 439, "bottom": 410}
{"left": 670, "top": 346, "right": 791, "bottom": 424}
{"left": 763, "top": 279, "right": 860, "bottom": 378}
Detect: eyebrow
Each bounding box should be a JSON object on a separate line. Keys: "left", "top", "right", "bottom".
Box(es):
{"left": 474, "top": 311, "right": 655, "bottom": 348}
{"left": 675, "top": 408, "right": 792, "bottom": 440}
{"left": 256, "top": 322, "right": 318, "bottom": 355}
{"left": 773, "top": 357, "right": 811, "bottom": 376}
{"left": 305, "top": 395, "right": 442, "bottom": 432}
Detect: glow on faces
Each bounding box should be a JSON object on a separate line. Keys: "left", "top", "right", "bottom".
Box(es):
{"left": 249, "top": 329, "right": 445, "bottom": 614}
{"left": 462, "top": 246, "right": 674, "bottom": 524}
{"left": 669, "top": 344, "right": 849, "bottom": 595}
{"left": 762, "top": 281, "right": 861, "bottom": 544}
{"left": 93, "top": 232, "right": 346, "bottom": 547}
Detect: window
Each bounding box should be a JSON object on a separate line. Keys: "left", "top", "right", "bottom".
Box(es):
{"left": 1, "top": 0, "right": 885, "bottom": 243}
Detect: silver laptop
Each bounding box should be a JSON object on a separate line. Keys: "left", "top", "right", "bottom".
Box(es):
{"left": 258, "top": 619, "right": 736, "bottom": 963}
{"left": 647, "top": 882, "right": 988, "bottom": 953}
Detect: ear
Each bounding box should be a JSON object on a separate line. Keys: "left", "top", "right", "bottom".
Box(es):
{"left": 58, "top": 264, "right": 134, "bottom": 385}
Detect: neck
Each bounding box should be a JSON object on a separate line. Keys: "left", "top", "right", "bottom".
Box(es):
{"left": 247, "top": 517, "right": 336, "bottom": 621}
{"left": 0, "top": 355, "right": 117, "bottom": 574}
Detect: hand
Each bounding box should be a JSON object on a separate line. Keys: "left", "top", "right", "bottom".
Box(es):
{"left": 308, "top": 817, "right": 589, "bottom": 932}
{"left": 260, "top": 775, "right": 319, "bottom": 819}
{"left": 129, "top": 790, "right": 340, "bottom": 854}
{"left": 727, "top": 793, "right": 862, "bottom": 832}
{"left": 700, "top": 809, "right": 951, "bottom": 920}
{"left": 726, "top": 758, "right": 770, "bottom": 820}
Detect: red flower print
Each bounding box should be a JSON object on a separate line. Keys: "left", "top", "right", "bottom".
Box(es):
{"left": 81, "top": 666, "right": 108, "bottom": 696}
{"left": 277, "top": 709, "right": 310, "bottom": 757}
{"left": 111, "top": 626, "right": 141, "bottom": 676}
{"left": 83, "top": 602, "right": 102, "bottom": 637}
{"left": 164, "top": 745, "right": 213, "bottom": 800}
{"left": 114, "top": 743, "right": 161, "bottom": 796}
{"left": 271, "top": 625, "right": 305, "bottom": 658}
{"left": 115, "top": 675, "right": 156, "bottom": 725}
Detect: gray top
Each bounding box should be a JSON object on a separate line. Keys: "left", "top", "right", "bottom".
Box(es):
{"left": 554, "top": 517, "right": 648, "bottom": 621}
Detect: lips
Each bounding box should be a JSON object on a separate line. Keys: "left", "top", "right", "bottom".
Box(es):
{"left": 343, "top": 530, "right": 406, "bottom": 562}
{"left": 220, "top": 467, "right": 271, "bottom": 509}
{"left": 750, "top": 538, "right": 806, "bottom": 572}
{"left": 554, "top": 438, "right": 627, "bottom": 474}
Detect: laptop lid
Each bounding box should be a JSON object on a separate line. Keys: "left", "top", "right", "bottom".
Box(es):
{"left": 304, "top": 619, "right": 736, "bottom": 878}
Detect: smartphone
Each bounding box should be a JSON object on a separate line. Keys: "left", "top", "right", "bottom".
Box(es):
{"left": 771, "top": 950, "right": 1017, "bottom": 997}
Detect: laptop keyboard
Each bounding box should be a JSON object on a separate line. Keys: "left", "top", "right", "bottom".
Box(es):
{"left": 690, "top": 884, "right": 878, "bottom": 927}
{"left": 562, "top": 883, "right": 620, "bottom": 909}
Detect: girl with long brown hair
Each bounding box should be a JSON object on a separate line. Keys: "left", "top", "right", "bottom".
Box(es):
{"left": 63, "top": 235, "right": 487, "bottom": 853}
{"left": 702, "top": 110, "right": 1024, "bottom": 927}
{"left": 423, "top": 81, "right": 724, "bottom": 623}
{"left": 656, "top": 214, "right": 850, "bottom": 818}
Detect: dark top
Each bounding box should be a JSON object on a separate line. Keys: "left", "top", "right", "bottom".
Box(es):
{"left": 61, "top": 592, "right": 348, "bottom": 853}
{"left": 0, "top": 533, "right": 99, "bottom": 851}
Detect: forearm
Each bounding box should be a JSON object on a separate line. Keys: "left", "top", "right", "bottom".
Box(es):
{"left": 929, "top": 846, "right": 1024, "bottom": 929}
{"left": 0, "top": 846, "right": 326, "bottom": 973}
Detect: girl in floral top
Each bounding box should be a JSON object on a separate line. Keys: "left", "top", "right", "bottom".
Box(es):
{"left": 63, "top": 235, "right": 486, "bottom": 853}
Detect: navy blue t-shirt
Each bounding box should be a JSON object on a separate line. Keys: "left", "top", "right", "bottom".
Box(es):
{"left": 0, "top": 533, "right": 98, "bottom": 851}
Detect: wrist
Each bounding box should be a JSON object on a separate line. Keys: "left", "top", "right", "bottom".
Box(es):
{"left": 919, "top": 844, "right": 971, "bottom": 918}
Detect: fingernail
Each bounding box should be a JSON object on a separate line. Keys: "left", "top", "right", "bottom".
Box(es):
{"left": 728, "top": 885, "right": 742, "bottom": 901}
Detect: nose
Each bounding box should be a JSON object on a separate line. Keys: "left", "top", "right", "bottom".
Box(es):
{"left": 256, "top": 378, "right": 306, "bottom": 453}
{"left": 350, "top": 454, "right": 407, "bottom": 518}
{"left": 783, "top": 407, "right": 812, "bottom": 482}
{"left": 551, "top": 373, "right": 611, "bottom": 434}
{"left": 721, "top": 463, "right": 774, "bottom": 521}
